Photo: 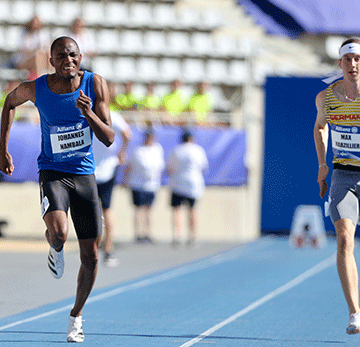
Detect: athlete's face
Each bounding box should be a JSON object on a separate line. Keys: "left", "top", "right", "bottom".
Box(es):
{"left": 339, "top": 53, "right": 360, "bottom": 81}
{"left": 50, "top": 39, "right": 82, "bottom": 80}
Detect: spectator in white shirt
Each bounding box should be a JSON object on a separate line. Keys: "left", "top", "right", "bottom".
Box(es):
{"left": 123, "top": 128, "right": 165, "bottom": 243}
{"left": 93, "top": 112, "right": 131, "bottom": 266}
{"left": 167, "top": 130, "right": 208, "bottom": 247}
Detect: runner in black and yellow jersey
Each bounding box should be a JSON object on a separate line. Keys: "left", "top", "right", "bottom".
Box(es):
{"left": 315, "top": 37, "right": 360, "bottom": 335}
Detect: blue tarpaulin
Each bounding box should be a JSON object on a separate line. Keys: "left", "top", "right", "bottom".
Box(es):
{"left": 238, "top": 0, "right": 360, "bottom": 37}
{"left": 1, "top": 123, "right": 247, "bottom": 187}
{"left": 261, "top": 76, "right": 334, "bottom": 234}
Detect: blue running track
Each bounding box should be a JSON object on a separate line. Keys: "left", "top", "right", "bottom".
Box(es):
{"left": 0, "top": 237, "right": 359, "bottom": 346}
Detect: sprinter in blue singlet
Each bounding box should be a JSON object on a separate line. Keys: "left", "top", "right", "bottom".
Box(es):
{"left": 0, "top": 36, "right": 114, "bottom": 343}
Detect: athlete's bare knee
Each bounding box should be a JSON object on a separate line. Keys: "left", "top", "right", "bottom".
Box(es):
{"left": 44, "top": 211, "right": 68, "bottom": 248}
{"left": 45, "top": 228, "right": 67, "bottom": 250}
{"left": 337, "top": 231, "right": 355, "bottom": 255}
{"left": 335, "top": 219, "right": 356, "bottom": 255}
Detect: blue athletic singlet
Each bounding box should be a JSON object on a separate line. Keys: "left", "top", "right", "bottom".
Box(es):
{"left": 35, "top": 71, "right": 96, "bottom": 174}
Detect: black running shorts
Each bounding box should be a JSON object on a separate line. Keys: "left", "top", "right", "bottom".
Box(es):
{"left": 39, "top": 170, "right": 102, "bottom": 239}
{"left": 131, "top": 189, "right": 155, "bottom": 207}
{"left": 171, "top": 192, "right": 196, "bottom": 208}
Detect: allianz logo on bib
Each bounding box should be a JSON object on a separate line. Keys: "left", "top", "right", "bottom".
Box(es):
{"left": 335, "top": 126, "right": 351, "bottom": 132}
{"left": 334, "top": 126, "right": 359, "bottom": 133}
{"left": 56, "top": 123, "right": 83, "bottom": 133}
{"left": 57, "top": 125, "right": 75, "bottom": 132}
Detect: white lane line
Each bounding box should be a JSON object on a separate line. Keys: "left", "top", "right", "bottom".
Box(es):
{"left": 178, "top": 253, "right": 337, "bottom": 347}
{"left": 0, "top": 239, "right": 273, "bottom": 331}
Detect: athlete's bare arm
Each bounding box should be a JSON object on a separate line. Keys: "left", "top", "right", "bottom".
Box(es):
{"left": 0, "top": 81, "right": 36, "bottom": 175}
{"left": 76, "top": 74, "right": 114, "bottom": 147}
{"left": 314, "top": 89, "right": 330, "bottom": 198}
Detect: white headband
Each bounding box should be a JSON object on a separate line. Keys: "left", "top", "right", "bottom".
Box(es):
{"left": 339, "top": 42, "right": 360, "bottom": 58}
{"left": 322, "top": 42, "right": 360, "bottom": 84}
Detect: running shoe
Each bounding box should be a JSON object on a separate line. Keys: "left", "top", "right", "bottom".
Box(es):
{"left": 186, "top": 239, "right": 199, "bottom": 249}
{"left": 103, "top": 253, "right": 119, "bottom": 268}
{"left": 347, "top": 313, "right": 360, "bottom": 334}
{"left": 47, "top": 247, "right": 64, "bottom": 279}
{"left": 67, "top": 315, "right": 85, "bottom": 343}
{"left": 143, "top": 235, "right": 155, "bottom": 244}
{"left": 135, "top": 236, "right": 145, "bottom": 243}
{"left": 171, "top": 239, "right": 181, "bottom": 248}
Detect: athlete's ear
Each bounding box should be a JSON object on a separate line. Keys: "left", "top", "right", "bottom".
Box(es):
{"left": 50, "top": 56, "right": 54, "bottom": 68}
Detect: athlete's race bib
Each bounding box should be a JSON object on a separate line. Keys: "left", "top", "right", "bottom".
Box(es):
{"left": 331, "top": 124, "right": 360, "bottom": 161}
{"left": 50, "top": 122, "right": 92, "bottom": 161}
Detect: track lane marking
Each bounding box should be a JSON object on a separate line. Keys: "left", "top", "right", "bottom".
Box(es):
{"left": 0, "top": 239, "right": 273, "bottom": 331}
{"left": 178, "top": 253, "right": 337, "bottom": 347}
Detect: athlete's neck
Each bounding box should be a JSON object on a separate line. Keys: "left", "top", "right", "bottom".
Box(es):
{"left": 47, "top": 71, "right": 84, "bottom": 95}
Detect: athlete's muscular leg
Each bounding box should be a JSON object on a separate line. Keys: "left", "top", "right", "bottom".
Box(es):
{"left": 70, "top": 236, "right": 101, "bottom": 318}
{"left": 44, "top": 210, "right": 69, "bottom": 251}
{"left": 335, "top": 218, "right": 360, "bottom": 316}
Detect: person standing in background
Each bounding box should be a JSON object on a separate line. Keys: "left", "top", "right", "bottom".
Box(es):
{"left": 67, "top": 16, "right": 97, "bottom": 71}
{"left": 107, "top": 81, "right": 122, "bottom": 112}
{"left": 116, "top": 81, "right": 139, "bottom": 111}
{"left": 12, "top": 15, "right": 51, "bottom": 79}
{"left": 123, "top": 128, "right": 165, "bottom": 243}
{"left": 185, "top": 81, "right": 214, "bottom": 126}
{"left": 93, "top": 111, "right": 132, "bottom": 267}
{"left": 160, "top": 79, "right": 186, "bottom": 125}
{"left": 139, "top": 82, "right": 160, "bottom": 111}
{"left": 167, "top": 130, "right": 208, "bottom": 247}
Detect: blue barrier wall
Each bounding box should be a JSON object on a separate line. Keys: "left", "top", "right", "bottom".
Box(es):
{"left": 262, "top": 76, "right": 335, "bottom": 234}
{"left": 1, "top": 124, "right": 248, "bottom": 187}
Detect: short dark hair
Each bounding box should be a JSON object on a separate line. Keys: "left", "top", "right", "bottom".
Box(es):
{"left": 144, "top": 127, "right": 155, "bottom": 138}
{"left": 50, "top": 36, "right": 80, "bottom": 55}
{"left": 182, "top": 131, "right": 193, "bottom": 143}
{"left": 340, "top": 37, "right": 360, "bottom": 49}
